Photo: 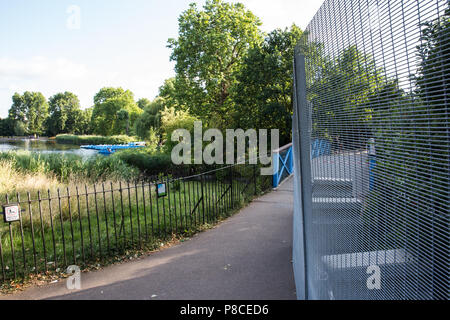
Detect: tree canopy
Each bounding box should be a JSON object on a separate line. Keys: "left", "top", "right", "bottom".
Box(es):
{"left": 91, "top": 87, "right": 143, "bottom": 136}
{"left": 134, "top": 97, "right": 165, "bottom": 141}
{"left": 308, "top": 46, "right": 386, "bottom": 148}
{"left": 160, "top": 106, "right": 199, "bottom": 152}
{"left": 8, "top": 91, "right": 49, "bottom": 136}
{"left": 46, "top": 92, "right": 84, "bottom": 136}
{"left": 233, "top": 25, "right": 302, "bottom": 145}
{"left": 137, "top": 98, "right": 152, "bottom": 110}
{"left": 158, "top": 78, "right": 178, "bottom": 110}
{"left": 168, "top": 0, "right": 263, "bottom": 127}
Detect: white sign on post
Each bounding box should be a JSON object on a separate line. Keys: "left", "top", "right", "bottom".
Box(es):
{"left": 3, "top": 205, "right": 20, "bottom": 223}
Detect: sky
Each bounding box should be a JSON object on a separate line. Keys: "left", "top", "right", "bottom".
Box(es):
{"left": 0, "top": 0, "right": 325, "bottom": 118}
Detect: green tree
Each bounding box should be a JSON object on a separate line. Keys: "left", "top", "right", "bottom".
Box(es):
{"left": 415, "top": 6, "right": 449, "bottom": 113}
{"left": 8, "top": 91, "right": 49, "bottom": 136}
{"left": 168, "top": 0, "right": 262, "bottom": 126}
{"left": 308, "top": 46, "right": 385, "bottom": 149}
{"left": 134, "top": 97, "right": 165, "bottom": 141}
{"left": 160, "top": 106, "right": 198, "bottom": 152}
{"left": 91, "top": 87, "right": 143, "bottom": 136}
{"left": 14, "top": 121, "right": 27, "bottom": 136}
{"left": 116, "top": 109, "right": 130, "bottom": 135}
{"left": 67, "top": 107, "right": 93, "bottom": 135}
{"left": 137, "top": 98, "right": 152, "bottom": 110}
{"left": 46, "top": 92, "right": 83, "bottom": 136}
{"left": 233, "top": 25, "right": 302, "bottom": 144}
{"left": 158, "top": 78, "right": 179, "bottom": 110}
{"left": 0, "top": 118, "right": 14, "bottom": 136}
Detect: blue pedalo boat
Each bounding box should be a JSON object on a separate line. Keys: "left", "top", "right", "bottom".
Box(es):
{"left": 81, "top": 142, "right": 146, "bottom": 155}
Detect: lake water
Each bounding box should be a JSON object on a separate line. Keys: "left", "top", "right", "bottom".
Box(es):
{"left": 0, "top": 139, "right": 98, "bottom": 158}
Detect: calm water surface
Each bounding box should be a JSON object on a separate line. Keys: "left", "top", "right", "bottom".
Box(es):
{"left": 0, "top": 139, "right": 98, "bottom": 158}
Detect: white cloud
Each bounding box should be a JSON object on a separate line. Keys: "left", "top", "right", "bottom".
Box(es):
{"left": 0, "top": 56, "right": 90, "bottom": 116}
{"left": 53, "top": 58, "right": 88, "bottom": 79}
{"left": 0, "top": 56, "right": 88, "bottom": 80}
{"left": 0, "top": 54, "right": 174, "bottom": 117}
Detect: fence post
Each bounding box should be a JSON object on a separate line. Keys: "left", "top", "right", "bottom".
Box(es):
{"left": 76, "top": 186, "right": 86, "bottom": 263}
{"left": 27, "top": 192, "right": 37, "bottom": 274}
{"left": 47, "top": 190, "right": 57, "bottom": 271}
{"left": 293, "top": 50, "right": 313, "bottom": 300}
{"left": 288, "top": 146, "right": 294, "bottom": 175}
{"left": 0, "top": 196, "right": 6, "bottom": 281}
{"left": 66, "top": 188, "right": 76, "bottom": 265}
{"left": 272, "top": 151, "right": 280, "bottom": 188}
{"left": 5, "top": 194, "right": 16, "bottom": 279}
{"left": 229, "top": 166, "right": 234, "bottom": 209}
{"left": 37, "top": 191, "right": 48, "bottom": 272}
{"left": 56, "top": 189, "right": 67, "bottom": 267}
{"left": 166, "top": 177, "right": 174, "bottom": 235}
{"left": 200, "top": 175, "right": 206, "bottom": 224}
{"left": 253, "top": 164, "right": 257, "bottom": 196}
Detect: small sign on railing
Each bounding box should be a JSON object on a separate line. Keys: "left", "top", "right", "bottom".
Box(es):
{"left": 2, "top": 204, "right": 21, "bottom": 223}
{"left": 157, "top": 183, "right": 167, "bottom": 198}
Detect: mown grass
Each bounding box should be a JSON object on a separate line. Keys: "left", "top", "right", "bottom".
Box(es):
{"left": 0, "top": 165, "right": 273, "bottom": 287}
{"left": 55, "top": 134, "right": 137, "bottom": 146}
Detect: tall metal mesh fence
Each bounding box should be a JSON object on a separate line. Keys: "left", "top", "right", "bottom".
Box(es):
{"left": 293, "top": 0, "right": 449, "bottom": 300}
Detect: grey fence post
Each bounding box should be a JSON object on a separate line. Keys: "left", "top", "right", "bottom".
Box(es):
{"left": 292, "top": 48, "right": 313, "bottom": 300}
{"left": 229, "top": 166, "right": 234, "bottom": 209}
{"left": 253, "top": 164, "right": 257, "bottom": 196}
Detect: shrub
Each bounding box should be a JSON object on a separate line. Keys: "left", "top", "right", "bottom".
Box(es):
{"left": 83, "top": 156, "right": 139, "bottom": 181}
{"left": 160, "top": 107, "right": 199, "bottom": 152}
{"left": 56, "top": 134, "right": 137, "bottom": 145}
{"left": 114, "top": 150, "right": 174, "bottom": 176}
{"left": 113, "top": 148, "right": 217, "bottom": 178}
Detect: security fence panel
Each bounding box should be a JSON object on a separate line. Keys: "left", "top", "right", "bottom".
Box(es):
{"left": 293, "top": 0, "right": 449, "bottom": 300}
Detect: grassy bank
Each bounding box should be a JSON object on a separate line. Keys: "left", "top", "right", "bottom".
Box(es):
{"left": 56, "top": 134, "right": 137, "bottom": 146}
{"left": 0, "top": 161, "right": 64, "bottom": 198}
{"left": 0, "top": 151, "right": 139, "bottom": 195}
{"left": 0, "top": 148, "right": 216, "bottom": 195}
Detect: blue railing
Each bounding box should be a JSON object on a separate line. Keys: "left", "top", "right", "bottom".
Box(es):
{"left": 273, "top": 139, "right": 332, "bottom": 188}
{"left": 273, "top": 143, "right": 294, "bottom": 188}
{"left": 311, "top": 139, "right": 331, "bottom": 159}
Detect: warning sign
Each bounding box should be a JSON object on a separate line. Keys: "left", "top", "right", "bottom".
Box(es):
{"left": 3, "top": 205, "right": 21, "bottom": 223}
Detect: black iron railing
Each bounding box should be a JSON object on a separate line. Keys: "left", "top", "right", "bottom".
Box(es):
{"left": 0, "top": 162, "right": 273, "bottom": 283}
